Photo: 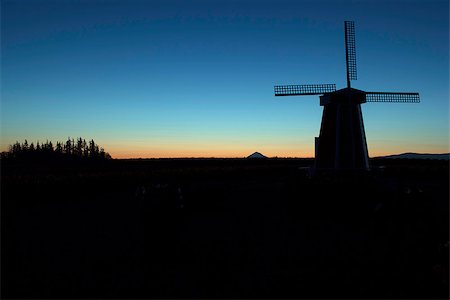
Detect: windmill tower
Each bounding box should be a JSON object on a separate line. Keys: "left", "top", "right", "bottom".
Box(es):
{"left": 274, "top": 21, "right": 420, "bottom": 172}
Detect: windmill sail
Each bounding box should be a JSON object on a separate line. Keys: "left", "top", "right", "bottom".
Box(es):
{"left": 365, "top": 92, "right": 420, "bottom": 103}
{"left": 274, "top": 84, "right": 336, "bottom": 96}
{"left": 345, "top": 21, "right": 357, "bottom": 86}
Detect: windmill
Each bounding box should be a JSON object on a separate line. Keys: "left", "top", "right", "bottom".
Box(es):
{"left": 274, "top": 21, "right": 420, "bottom": 172}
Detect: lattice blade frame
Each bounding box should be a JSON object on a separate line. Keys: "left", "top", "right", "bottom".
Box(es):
{"left": 365, "top": 92, "right": 420, "bottom": 103}
{"left": 274, "top": 84, "right": 336, "bottom": 96}
{"left": 345, "top": 21, "right": 357, "bottom": 83}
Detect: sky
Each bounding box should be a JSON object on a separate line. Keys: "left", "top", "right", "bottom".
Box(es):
{"left": 1, "top": 0, "right": 448, "bottom": 158}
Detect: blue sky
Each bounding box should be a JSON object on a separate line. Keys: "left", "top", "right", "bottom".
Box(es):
{"left": 1, "top": 0, "right": 448, "bottom": 157}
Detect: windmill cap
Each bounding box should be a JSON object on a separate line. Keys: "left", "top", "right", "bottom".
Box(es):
{"left": 320, "top": 87, "right": 367, "bottom": 106}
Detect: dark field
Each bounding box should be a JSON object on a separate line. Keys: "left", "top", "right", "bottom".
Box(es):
{"left": 2, "top": 158, "right": 449, "bottom": 299}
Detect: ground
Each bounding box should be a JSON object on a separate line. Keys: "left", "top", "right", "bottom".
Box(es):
{"left": 2, "top": 158, "right": 449, "bottom": 298}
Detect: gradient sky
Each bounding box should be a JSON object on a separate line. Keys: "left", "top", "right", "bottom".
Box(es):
{"left": 1, "top": 0, "right": 448, "bottom": 158}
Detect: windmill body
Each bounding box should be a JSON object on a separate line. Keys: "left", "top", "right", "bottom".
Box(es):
{"left": 274, "top": 21, "right": 420, "bottom": 173}
{"left": 316, "top": 87, "right": 369, "bottom": 171}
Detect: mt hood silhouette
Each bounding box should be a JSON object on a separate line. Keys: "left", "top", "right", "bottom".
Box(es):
{"left": 247, "top": 152, "right": 267, "bottom": 159}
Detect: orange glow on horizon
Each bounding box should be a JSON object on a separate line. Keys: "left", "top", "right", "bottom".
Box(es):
{"left": 108, "top": 147, "right": 449, "bottom": 159}
{"left": 106, "top": 142, "right": 449, "bottom": 159}
{"left": 109, "top": 148, "right": 315, "bottom": 159}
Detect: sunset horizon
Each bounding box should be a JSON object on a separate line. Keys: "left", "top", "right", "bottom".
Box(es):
{"left": 2, "top": 136, "right": 448, "bottom": 159}
{"left": 2, "top": 0, "right": 448, "bottom": 160}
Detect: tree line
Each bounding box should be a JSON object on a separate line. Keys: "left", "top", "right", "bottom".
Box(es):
{"left": 2, "top": 137, "right": 111, "bottom": 160}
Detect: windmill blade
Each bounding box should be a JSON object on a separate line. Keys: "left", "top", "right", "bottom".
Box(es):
{"left": 365, "top": 92, "right": 420, "bottom": 103}
{"left": 274, "top": 84, "right": 336, "bottom": 96}
{"left": 345, "top": 21, "right": 357, "bottom": 85}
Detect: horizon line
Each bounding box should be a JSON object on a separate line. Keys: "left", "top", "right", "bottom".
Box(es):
{"left": 109, "top": 152, "right": 449, "bottom": 160}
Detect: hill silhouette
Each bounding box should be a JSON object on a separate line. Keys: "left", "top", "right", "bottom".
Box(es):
{"left": 247, "top": 152, "right": 267, "bottom": 159}
{"left": 379, "top": 152, "right": 449, "bottom": 160}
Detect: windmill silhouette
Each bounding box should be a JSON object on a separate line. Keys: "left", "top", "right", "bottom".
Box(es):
{"left": 274, "top": 21, "right": 420, "bottom": 172}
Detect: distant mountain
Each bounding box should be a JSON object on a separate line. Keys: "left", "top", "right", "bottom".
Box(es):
{"left": 247, "top": 152, "right": 267, "bottom": 159}
{"left": 378, "top": 153, "right": 449, "bottom": 160}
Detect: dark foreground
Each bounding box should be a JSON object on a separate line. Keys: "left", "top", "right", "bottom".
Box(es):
{"left": 2, "top": 158, "right": 449, "bottom": 299}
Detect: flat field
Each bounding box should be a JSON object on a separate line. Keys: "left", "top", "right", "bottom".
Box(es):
{"left": 2, "top": 158, "right": 448, "bottom": 298}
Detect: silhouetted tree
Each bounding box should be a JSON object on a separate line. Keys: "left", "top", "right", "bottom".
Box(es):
{"left": 74, "top": 138, "right": 80, "bottom": 156}
{"left": 89, "top": 139, "right": 97, "bottom": 158}
{"left": 82, "top": 139, "right": 88, "bottom": 157}
{"left": 41, "top": 140, "right": 53, "bottom": 153}
{"left": 65, "top": 137, "right": 72, "bottom": 155}
{"left": 11, "top": 142, "right": 20, "bottom": 154}
{"left": 55, "top": 142, "right": 62, "bottom": 154}
{"left": 23, "top": 140, "right": 29, "bottom": 151}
